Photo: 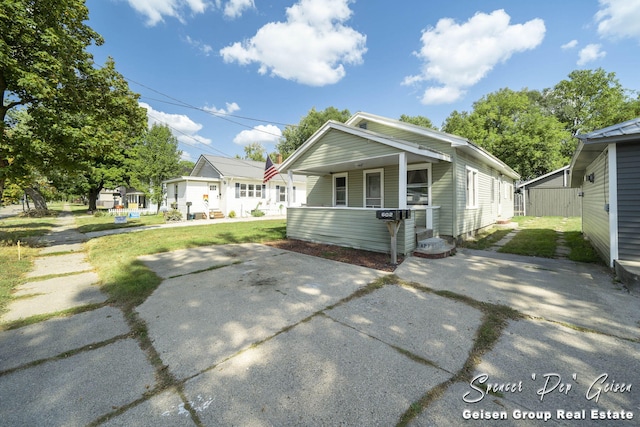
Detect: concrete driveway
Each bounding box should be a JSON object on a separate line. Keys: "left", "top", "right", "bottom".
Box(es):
{"left": 1, "top": 242, "right": 639, "bottom": 426}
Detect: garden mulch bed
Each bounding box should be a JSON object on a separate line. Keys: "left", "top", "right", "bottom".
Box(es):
{"left": 265, "top": 239, "right": 402, "bottom": 272}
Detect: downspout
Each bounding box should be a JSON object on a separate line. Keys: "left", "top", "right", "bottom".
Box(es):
{"left": 608, "top": 144, "right": 618, "bottom": 268}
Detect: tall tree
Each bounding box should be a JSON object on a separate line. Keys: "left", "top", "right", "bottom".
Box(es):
{"left": 541, "top": 68, "right": 634, "bottom": 155}
{"left": 130, "top": 124, "right": 182, "bottom": 212}
{"left": 27, "top": 57, "right": 147, "bottom": 211}
{"left": 399, "top": 114, "right": 437, "bottom": 130}
{"left": 443, "top": 88, "right": 570, "bottom": 181}
{"left": 237, "top": 142, "right": 266, "bottom": 162}
{"left": 277, "top": 106, "right": 351, "bottom": 158}
{"left": 1, "top": 0, "right": 103, "bottom": 201}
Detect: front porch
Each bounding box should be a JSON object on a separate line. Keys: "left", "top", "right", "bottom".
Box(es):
{"left": 286, "top": 206, "right": 441, "bottom": 256}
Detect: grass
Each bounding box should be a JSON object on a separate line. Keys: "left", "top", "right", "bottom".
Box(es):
{"left": 460, "top": 216, "right": 601, "bottom": 263}
{"left": 461, "top": 227, "right": 512, "bottom": 250}
{"left": 498, "top": 228, "right": 558, "bottom": 257}
{"left": 86, "top": 220, "right": 286, "bottom": 309}
{"left": 75, "top": 213, "right": 166, "bottom": 233}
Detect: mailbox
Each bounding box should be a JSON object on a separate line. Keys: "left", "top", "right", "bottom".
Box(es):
{"left": 376, "top": 209, "right": 411, "bottom": 221}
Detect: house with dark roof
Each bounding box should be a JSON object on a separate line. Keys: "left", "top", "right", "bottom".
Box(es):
{"left": 569, "top": 117, "right": 640, "bottom": 289}
{"left": 277, "top": 112, "right": 520, "bottom": 256}
{"left": 162, "top": 155, "right": 306, "bottom": 219}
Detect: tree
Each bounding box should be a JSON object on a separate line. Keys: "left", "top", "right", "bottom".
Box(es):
{"left": 399, "top": 114, "right": 437, "bottom": 130}
{"left": 541, "top": 69, "right": 635, "bottom": 156}
{"left": 237, "top": 142, "right": 266, "bottom": 162}
{"left": 277, "top": 107, "right": 351, "bottom": 158}
{"left": 129, "top": 124, "right": 182, "bottom": 212}
{"left": 27, "top": 57, "right": 147, "bottom": 211}
{"left": 1, "top": 0, "right": 103, "bottom": 201}
{"left": 443, "top": 88, "right": 570, "bottom": 181}
{"left": 178, "top": 160, "right": 195, "bottom": 175}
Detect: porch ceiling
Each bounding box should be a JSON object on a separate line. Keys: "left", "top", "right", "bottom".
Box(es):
{"left": 289, "top": 152, "right": 446, "bottom": 176}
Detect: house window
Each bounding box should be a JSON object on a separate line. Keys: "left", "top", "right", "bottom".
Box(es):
{"left": 364, "top": 169, "right": 383, "bottom": 208}
{"left": 466, "top": 166, "right": 479, "bottom": 208}
{"left": 174, "top": 184, "right": 178, "bottom": 203}
{"left": 276, "top": 185, "right": 286, "bottom": 202}
{"left": 407, "top": 164, "right": 431, "bottom": 205}
{"left": 235, "top": 182, "right": 263, "bottom": 198}
{"left": 334, "top": 173, "right": 348, "bottom": 206}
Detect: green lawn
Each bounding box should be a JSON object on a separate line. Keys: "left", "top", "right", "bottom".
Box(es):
{"left": 0, "top": 207, "right": 286, "bottom": 318}
{"left": 75, "top": 212, "right": 166, "bottom": 233}
{"left": 501, "top": 217, "right": 601, "bottom": 263}
{"left": 86, "top": 220, "right": 287, "bottom": 309}
{"left": 462, "top": 217, "right": 601, "bottom": 263}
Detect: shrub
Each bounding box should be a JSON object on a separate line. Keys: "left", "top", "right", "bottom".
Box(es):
{"left": 251, "top": 209, "right": 265, "bottom": 217}
{"left": 228, "top": 210, "right": 236, "bottom": 218}
{"left": 164, "top": 209, "right": 183, "bottom": 222}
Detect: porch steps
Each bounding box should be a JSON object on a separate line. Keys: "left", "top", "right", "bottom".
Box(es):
{"left": 415, "top": 227, "right": 434, "bottom": 241}
{"left": 209, "top": 210, "right": 225, "bottom": 219}
{"left": 413, "top": 237, "right": 456, "bottom": 259}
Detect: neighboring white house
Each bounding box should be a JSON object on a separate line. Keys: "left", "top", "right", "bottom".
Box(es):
{"left": 162, "top": 155, "right": 307, "bottom": 218}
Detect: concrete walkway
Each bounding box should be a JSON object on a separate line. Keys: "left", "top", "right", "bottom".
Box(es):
{"left": 1, "top": 210, "right": 639, "bottom": 426}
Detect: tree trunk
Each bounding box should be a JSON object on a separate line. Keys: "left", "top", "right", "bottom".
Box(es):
{"left": 87, "top": 186, "right": 102, "bottom": 212}
{"left": 23, "top": 186, "right": 48, "bottom": 210}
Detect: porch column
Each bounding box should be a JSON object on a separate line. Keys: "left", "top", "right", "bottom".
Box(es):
{"left": 398, "top": 152, "right": 407, "bottom": 209}
{"left": 287, "top": 170, "right": 294, "bottom": 207}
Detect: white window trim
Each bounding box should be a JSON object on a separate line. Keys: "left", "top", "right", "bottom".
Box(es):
{"left": 333, "top": 173, "right": 348, "bottom": 207}
{"left": 466, "top": 166, "right": 479, "bottom": 209}
{"left": 407, "top": 163, "right": 432, "bottom": 206}
{"left": 363, "top": 168, "right": 384, "bottom": 208}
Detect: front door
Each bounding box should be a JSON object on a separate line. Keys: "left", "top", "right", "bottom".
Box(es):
{"left": 208, "top": 184, "right": 220, "bottom": 210}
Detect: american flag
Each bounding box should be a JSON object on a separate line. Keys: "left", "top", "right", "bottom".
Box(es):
{"left": 263, "top": 155, "right": 278, "bottom": 183}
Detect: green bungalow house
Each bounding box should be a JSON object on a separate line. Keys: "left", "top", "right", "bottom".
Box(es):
{"left": 277, "top": 112, "right": 520, "bottom": 256}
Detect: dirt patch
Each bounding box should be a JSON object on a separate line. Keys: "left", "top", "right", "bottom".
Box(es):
{"left": 265, "top": 239, "right": 402, "bottom": 272}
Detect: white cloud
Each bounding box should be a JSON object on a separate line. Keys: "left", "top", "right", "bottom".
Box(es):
{"left": 223, "top": 0, "right": 254, "bottom": 18}
{"left": 595, "top": 0, "right": 640, "bottom": 41}
{"left": 220, "top": 0, "right": 367, "bottom": 86}
{"left": 420, "top": 86, "right": 466, "bottom": 105}
{"left": 233, "top": 124, "right": 282, "bottom": 145}
{"left": 577, "top": 44, "right": 606, "bottom": 65}
{"left": 203, "top": 102, "right": 241, "bottom": 115}
{"left": 403, "top": 9, "right": 545, "bottom": 105}
{"left": 185, "top": 36, "right": 213, "bottom": 56}
{"left": 125, "top": 0, "right": 209, "bottom": 25}
{"left": 561, "top": 39, "right": 578, "bottom": 50}
{"left": 140, "top": 102, "right": 212, "bottom": 145}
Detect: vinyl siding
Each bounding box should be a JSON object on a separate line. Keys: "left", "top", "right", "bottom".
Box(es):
{"left": 287, "top": 207, "right": 416, "bottom": 255}
{"left": 455, "top": 150, "right": 511, "bottom": 236}
{"left": 364, "top": 122, "right": 454, "bottom": 156}
{"left": 582, "top": 150, "right": 610, "bottom": 263}
{"left": 616, "top": 142, "right": 640, "bottom": 262}
{"left": 431, "top": 162, "right": 454, "bottom": 236}
{"left": 293, "top": 129, "right": 400, "bottom": 170}
{"left": 191, "top": 161, "right": 220, "bottom": 178}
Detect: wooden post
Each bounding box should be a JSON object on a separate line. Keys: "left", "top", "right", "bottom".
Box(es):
{"left": 385, "top": 220, "right": 402, "bottom": 264}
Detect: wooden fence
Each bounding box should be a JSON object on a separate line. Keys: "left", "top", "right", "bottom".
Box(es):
{"left": 515, "top": 188, "right": 582, "bottom": 217}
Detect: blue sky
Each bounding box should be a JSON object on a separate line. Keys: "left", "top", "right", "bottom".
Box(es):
{"left": 85, "top": 0, "right": 640, "bottom": 162}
